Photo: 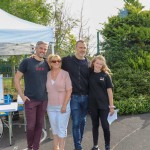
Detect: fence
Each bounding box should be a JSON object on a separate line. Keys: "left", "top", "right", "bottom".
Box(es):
{"left": 0, "top": 65, "right": 13, "bottom": 77}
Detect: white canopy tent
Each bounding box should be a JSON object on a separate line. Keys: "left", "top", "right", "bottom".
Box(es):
{"left": 0, "top": 9, "right": 54, "bottom": 55}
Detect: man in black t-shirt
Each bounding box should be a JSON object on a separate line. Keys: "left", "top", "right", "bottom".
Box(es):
{"left": 14, "top": 41, "right": 49, "bottom": 150}
{"left": 62, "top": 40, "right": 90, "bottom": 150}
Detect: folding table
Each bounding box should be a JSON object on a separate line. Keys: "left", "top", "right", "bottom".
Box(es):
{"left": 0, "top": 102, "right": 18, "bottom": 145}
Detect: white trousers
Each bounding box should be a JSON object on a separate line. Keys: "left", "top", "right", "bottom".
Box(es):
{"left": 47, "top": 108, "right": 70, "bottom": 138}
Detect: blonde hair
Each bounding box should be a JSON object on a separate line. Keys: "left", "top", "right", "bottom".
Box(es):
{"left": 91, "top": 55, "right": 112, "bottom": 76}
{"left": 47, "top": 54, "right": 62, "bottom": 69}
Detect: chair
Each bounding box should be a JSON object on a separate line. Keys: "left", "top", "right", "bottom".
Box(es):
{"left": 16, "top": 95, "right": 27, "bottom": 132}
{"left": 0, "top": 94, "right": 19, "bottom": 146}
{"left": 13, "top": 104, "right": 27, "bottom": 132}
{"left": 0, "top": 94, "right": 14, "bottom": 145}
{"left": 4, "top": 94, "right": 13, "bottom": 104}
{"left": 0, "top": 117, "right": 4, "bottom": 140}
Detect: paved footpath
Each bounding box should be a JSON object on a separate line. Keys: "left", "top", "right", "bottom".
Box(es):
{"left": 0, "top": 113, "right": 150, "bottom": 150}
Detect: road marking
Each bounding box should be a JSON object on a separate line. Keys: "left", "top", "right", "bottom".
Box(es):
{"left": 111, "top": 127, "right": 141, "bottom": 150}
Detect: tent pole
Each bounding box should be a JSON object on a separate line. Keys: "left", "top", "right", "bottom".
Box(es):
{"left": 52, "top": 43, "right": 55, "bottom": 54}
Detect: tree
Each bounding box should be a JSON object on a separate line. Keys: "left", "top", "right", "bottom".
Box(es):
{"left": 101, "top": 7, "right": 150, "bottom": 51}
{"left": 0, "top": 0, "right": 53, "bottom": 74}
{"left": 0, "top": 0, "right": 53, "bottom": 25}
{"left": 50, "top": 1, "right": 78, "bottom": 56}
{"left": 0, "top": 0, "right": 53, "bottom": 87}
{"left": 77, "top": 0, "right": 95, "bottom": 55}
{"left": 99, "top": 0, "right": 150, "bottom": 103}
{"left": 51, "top": 0, "right": 94, "bottom": 56}
{"left": 100, "top": 0, "right": 150, "bottom": 69}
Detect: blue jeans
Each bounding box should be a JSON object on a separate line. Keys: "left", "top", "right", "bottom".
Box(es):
{"left": 70, "top": 95, "right": 88, "bottom": 150}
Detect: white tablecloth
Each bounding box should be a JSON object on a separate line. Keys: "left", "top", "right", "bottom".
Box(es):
{"left": 0, "top": 102, "right": 18, "bottom": 112}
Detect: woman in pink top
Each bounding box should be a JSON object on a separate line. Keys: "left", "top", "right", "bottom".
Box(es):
{"left": 46, "top": 54, "right": 72, "bottom": 150}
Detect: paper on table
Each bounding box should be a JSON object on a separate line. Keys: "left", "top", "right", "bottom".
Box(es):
{"left": 107, "top": 109, "right": 119, "bottom": 125}
{"left": 0, "top": 102, "right": 18, "bottom": 112}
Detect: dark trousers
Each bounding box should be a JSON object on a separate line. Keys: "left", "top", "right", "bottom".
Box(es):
{"left": 25, "top": 100, "right": 47, "bottom": 150}
{"left": 90, "top": 108, "right": 110, "bottom": 147}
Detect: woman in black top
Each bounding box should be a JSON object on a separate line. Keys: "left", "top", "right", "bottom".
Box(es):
{"left": 89, "top": 55, "right": 115, "bottom": 150}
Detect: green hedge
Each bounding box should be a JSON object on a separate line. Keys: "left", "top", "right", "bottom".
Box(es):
{"left": 114, "top": 97, "right": 150, "bottom": 115}
{"left": 105, "top": 50, "right": 150, "bottom": 115}
{"left": 112, "top": 69, "right": 150, "bottom": 100}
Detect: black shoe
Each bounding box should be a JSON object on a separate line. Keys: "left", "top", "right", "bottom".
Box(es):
{"left": 105, "top": 145, "right": 110, "bottom": 150}
{"left": 91, "top": 147, "right": 100, "bottom": 150}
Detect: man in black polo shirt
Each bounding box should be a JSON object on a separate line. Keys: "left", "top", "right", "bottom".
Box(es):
{"left": 14, "top": 41, "right": 49, "bottom": 150}
{"left": 62, "top": 40, "right": 90, "bottom": 150}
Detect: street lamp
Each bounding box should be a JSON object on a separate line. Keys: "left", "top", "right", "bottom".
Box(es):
{"left": 97, "top": 31, "right": 100, "bottom": 55}
{"left": 119, "top": 8, "right": 128, "bottom": 18}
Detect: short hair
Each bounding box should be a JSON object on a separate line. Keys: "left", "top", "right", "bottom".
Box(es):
{"left": 35, "top": 41, "right": 48, "bottom": 49}
{"left": 76, "top": 40, "right": 86, "bottom": 47}
{"left": 47, "top": 54, "right": 62, "bottom": 69}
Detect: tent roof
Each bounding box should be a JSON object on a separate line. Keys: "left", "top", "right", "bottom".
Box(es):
{"left": 0, "top": 9, "right": 54, "bottom": 55}
{"left": 0, "top": 43, "right": 35, "bottom": 55}
{"left": 0, "top": 9, "right": 50, "bottom": 30}
{"left": 0, "top": 9, "right": 54, "bottom": 43}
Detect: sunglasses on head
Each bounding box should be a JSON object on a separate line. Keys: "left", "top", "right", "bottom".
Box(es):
{"left": 51, "top": 60, "right": 61, "bottom": 63}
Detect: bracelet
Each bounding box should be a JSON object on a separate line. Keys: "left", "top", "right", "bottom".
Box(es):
{"left": 109, "top": 105, "right": 115, "bottom": 108}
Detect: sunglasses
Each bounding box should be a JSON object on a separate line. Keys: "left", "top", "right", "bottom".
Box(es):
{"left": 51, "top": 60, "right": 61, "bottom": 63}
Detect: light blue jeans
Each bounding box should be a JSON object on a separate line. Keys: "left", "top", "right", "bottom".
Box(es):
{"left": 70, "top": 95, "right": 88, "bottom": 150}
{"left": 47, "top": 102, "right": 70, "bottom": 138}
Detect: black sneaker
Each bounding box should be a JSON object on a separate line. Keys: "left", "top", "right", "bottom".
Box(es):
{"left": 91, "top": 147, "right": 100, "bottom": 150}
{"left": 105, "top": 145, "right": 110, "bottom": 150}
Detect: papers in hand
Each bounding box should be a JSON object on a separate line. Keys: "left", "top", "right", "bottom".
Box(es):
{"left": 107, "top": 109, "right": 119, "bottom": 125}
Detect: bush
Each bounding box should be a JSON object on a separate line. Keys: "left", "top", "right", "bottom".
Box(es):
{"left": 115, "top": 96, "right": 150, "bottom": 115}
{"left": 104, "top": 50, "right": 150, "bottom": 115}
{"left": 112, "top": 69, "right": 150, "bottom": 101}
